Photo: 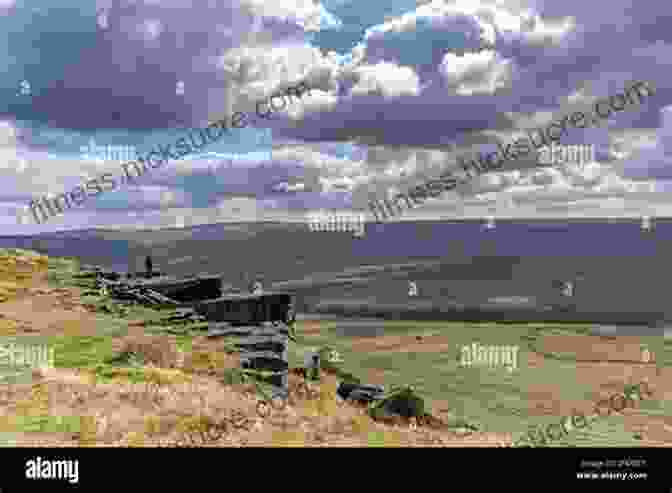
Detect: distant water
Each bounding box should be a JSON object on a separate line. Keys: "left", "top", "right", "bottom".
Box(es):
{"left": 1, "top": 219, "right": 669, "bottom": 271}
{"left": 1, "top": 220, "right": 671, "bottom": 321}
{"left": 354, "top": 220, "right": 669, "bottom": 259}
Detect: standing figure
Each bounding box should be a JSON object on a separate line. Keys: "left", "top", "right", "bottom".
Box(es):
{"left": 284, "top": 301, "right": 298, "bottom": 341}
{"left": 561, "top": 280, "right": 573, "bottom": 298}
{"left": 553, "top": 274, "right": 582, "bottom": 312}
{"left": 408, "top": 281, "right": 418, "bottom": 297}
{"left": 145, "top": 255, "right": 153, "bottom": 278}
{"left": 304, "top": 350, "right": 321, "bottom": 382}
{"left": 641, "top": 215, "right": 652, "bottom": 232}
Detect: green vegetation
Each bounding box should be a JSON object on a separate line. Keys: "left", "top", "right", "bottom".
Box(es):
{"left": 3, "top": 414, "right": 81, "bottom": 434}
{"left": 0, "top": 248, "right": 666, "bottom": 447}
{"left": 50, "top": 335, "right": 115, "bottom": 370}
{"left": 287, "top": 320, "right": 668, "bottom": 444}
{"left": 46, "top": 255, "right": 81, "bottom": 287}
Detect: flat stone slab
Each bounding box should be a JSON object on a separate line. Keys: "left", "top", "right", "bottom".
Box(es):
{"left": 590, "top": 324, "right": 669, "bottom": 337}
{"left": 337, "top": 382, "right": 385, "bottom": 402}
{"left": 240, "top": 350, "right": 287, "bottom": 360}
{"left": 241, "top": 356, "right": 289, "bottom": 372}
{"left": 232, "top": 334, "right": 288, "bottom": 344}
{"left": 207, "top": 325, "right": 289, "bottom": 338}
{"left": 194, "top": 293, "right": 293, "bottom": 324}
{"left": 235, "top": 341, "right": 287, "bottom": 353}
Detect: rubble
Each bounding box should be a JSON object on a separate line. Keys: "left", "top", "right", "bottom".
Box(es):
{"left": 207, "top": 321, "right": 290, "bottom": 397}
{"left": 71, "top": 263, "right": 435, "bottom": 423}
{"left": 80, "top": 266, "right": 222, "bottom": 307}
{"left": 161, "top": 308, "right": 206, "bottom": 324}
{"left": 194, "top": 293, "right": 293, "bottom": 324}
{"left": 100, "top": 275, "right": 222, "bottom": 303}
{"left": 204, "top": 294, "right": 295, "bottom": 399}
{"left": 76, "top": 267, "right": 122, "bottom": 282}
{"left": 337, "top": 382, "right": 385, "bottom": 403}
{"left": 369, "top": 385, "right": 426, "bottom": 421}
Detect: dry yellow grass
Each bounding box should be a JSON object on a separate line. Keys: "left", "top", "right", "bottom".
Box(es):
{"left": 270, "top": 429, "right": 308, "bottom": 446}
{"left": 124, "top": 430, "right": 146, "bottom": 447}
{"left": 8, "top": 249, "right": 616, "bottom": 447}
{"left": 179, "top": 346, "right": 240, "bottom": 379}
{"left": 0, "top": 282, "right": 21, "bottom": 303}
{"left": 0, "top": 365, "right": 518, "bottom": 447}
{"left": 60, "top": 319, "right": 87, "bottom": 337}
{"left": 0, "top": 249, "right": 47, "bottom": 303}
{"left": 78, "top": 415, "right": 100, "bottom": 446}
{"left": 367, "top": 428, "right": 406, "bottom": 447}
{"left": 113, "top": 335, "right": 181, "bottom": 368}
{"left": 0, "top": 317, "right": 21, "bottom": 335}
{"left": 143, "top": 367, "right": 192, "bottom": 387}
{"left": 349, "top": 412, "right": 373, "bottom": 435}
{"left": 144, "top": 415, "right": 166, "bottom": 436}
{"left": 184, "top": 350, "right": 215, "bottom": 371}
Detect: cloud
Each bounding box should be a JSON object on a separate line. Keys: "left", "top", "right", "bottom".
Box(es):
{"left": 2, "top": 0, "right": 672, "bottom": 234}
{"left": 272, "top": 181, "right": 306, "bottom": 192}
{"left": 349, "top": 62, "right": 421, "bottom": 98}
{"left": 440, "top": 50, "right": 513, "bottom": 95}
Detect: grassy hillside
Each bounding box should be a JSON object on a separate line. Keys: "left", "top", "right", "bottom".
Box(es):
{"left": 0, "top": 248, "right": 669, "bottom": 447}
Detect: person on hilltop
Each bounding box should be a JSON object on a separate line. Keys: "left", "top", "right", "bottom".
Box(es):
{"left": 251, "top": 280, "right": 263, "bottom": 295}
{"left": 552, "top": 273, "right": 584, "bottom": 312}
{"left": 145, "top": 255, "right": 153, "bottom": 278}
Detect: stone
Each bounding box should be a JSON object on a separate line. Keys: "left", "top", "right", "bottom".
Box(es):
{"left": 369, "top": 386, "right": 425, "bottom": 420}
{"left": 337, "top": 382, "right": 385, "bottom": 403}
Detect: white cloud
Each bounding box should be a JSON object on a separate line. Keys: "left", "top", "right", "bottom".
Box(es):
{"left": 349, "top": 62, "right": 421, "bottom": 98}
{"left": 440, "top": 50, "right": 512, "bottom": 95}
{"left": 286, "top": 88, "right": 338, "bottom": 119}
{"left": 243, "top": 0, "right": 335, "bottom": 32}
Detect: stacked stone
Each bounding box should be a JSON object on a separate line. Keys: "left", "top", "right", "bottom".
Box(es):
{"left": 208, "top": 321, "right": 289, "bottom": 398}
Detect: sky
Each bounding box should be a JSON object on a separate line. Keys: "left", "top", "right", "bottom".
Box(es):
{"left": 0, "top": 0, "right": 671, "bottom": 235}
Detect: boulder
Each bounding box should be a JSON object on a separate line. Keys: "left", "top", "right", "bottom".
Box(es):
{"left": 337, "top": 382, "right": 385, "bottom": 403}
{"left": 369, "top": 386, "right": 425, "bottom": 420}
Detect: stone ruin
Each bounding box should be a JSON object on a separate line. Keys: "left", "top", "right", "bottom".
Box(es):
{"left": 205, "top": 293, "right": 295, "bottom": 398}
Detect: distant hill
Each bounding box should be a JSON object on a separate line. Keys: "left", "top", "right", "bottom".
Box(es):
{"left": 1, "top": 219, "right": 671, "bottom": 320}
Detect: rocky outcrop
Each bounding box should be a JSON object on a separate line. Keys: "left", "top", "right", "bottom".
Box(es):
{"left": 208, "top": 322, "right": 289, "bottom": 398}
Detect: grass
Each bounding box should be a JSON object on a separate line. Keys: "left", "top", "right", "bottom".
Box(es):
{"left": 662, "top": 337, "right": 672, "bottom": 368}
{"left": 47, "top": 309, "right": 650, "bottom": 446}
{"left": 0, "top": 247, "right": 668, "bottom": 447}
{"left": 525, "top": 395, "right": 670, "bottom": 447}
{"left": 0, "top": 414, "right": 81, "bottom": 434}
{"left": 0, "top": 380, "right": 82, "bottom": 438}
{"left": 51, "top": 335, "right": 117, "bottom": 370}
{"left": 287, "top": 319, "right": 669, "bottom": 444}
{"left": 45, "top": 255, "right": 80, "bottom": 287}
